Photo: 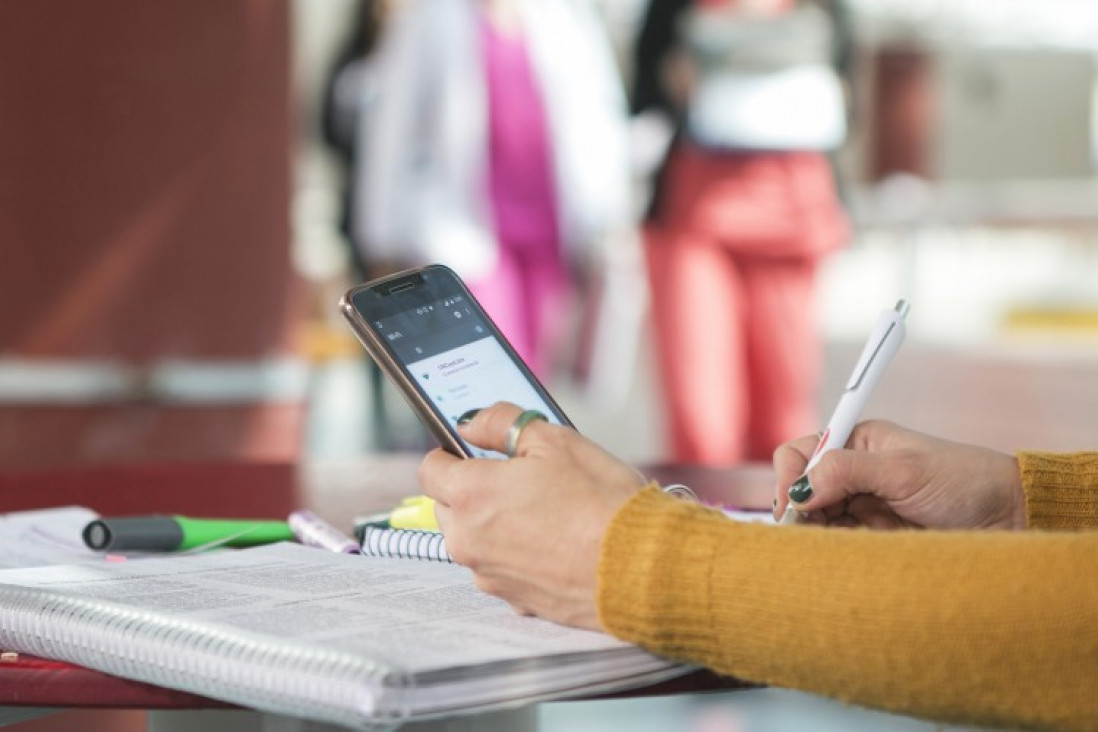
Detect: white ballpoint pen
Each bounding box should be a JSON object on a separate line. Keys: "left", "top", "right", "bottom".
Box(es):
{"left": 779, "top": 300, "right": 910, "bottom": 525}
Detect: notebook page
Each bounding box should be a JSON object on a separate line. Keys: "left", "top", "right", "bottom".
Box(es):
{"left": 0, "top": 543, "right": 682, "bottom": 723}
{"left": 0, "top": 506, "right": 100, "bottom": 568}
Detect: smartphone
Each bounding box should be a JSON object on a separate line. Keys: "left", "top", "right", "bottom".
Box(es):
{"left": 340, "top": 264, "right": 573, "bottom": 458}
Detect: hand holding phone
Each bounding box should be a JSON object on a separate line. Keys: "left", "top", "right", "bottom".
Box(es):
{"left": 340, "top": 264, "right": 573, "bottom": 458}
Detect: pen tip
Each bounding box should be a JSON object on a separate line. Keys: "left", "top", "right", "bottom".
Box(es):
{"left": 894, "top": 300, "right": 910, "bottom": 319}
{"left": 778, "top": 504, "right": 801, "bottom": 526}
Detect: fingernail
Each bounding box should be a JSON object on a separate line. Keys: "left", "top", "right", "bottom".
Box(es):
{"left": 456, "top": 409, "right": 481, "bottom": 426}
{"left": 788, "top": 476, "right": 813, "bottom": 504}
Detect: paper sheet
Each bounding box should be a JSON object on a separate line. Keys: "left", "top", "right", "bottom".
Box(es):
{"left": 0, "top": 507, "right": 101, "bottom": 569}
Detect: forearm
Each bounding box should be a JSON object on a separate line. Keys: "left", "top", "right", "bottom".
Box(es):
{"left": 1019, "top": 451, "right": 1098, "bottom": 529}
{"left": 598, "top": 488, "right": 1098, "bottom": 730}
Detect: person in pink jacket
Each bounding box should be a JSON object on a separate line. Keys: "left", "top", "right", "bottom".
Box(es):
{"left": 357, "top": 0, "right": 630, "bottom": 378}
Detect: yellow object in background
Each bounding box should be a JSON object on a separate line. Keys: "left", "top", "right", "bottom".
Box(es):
{"left": 1004, "top": 307, "right": 1098, "bottom": 338}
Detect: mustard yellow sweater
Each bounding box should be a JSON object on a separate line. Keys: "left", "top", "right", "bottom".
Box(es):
{"left": 597, "top": 452, "right": 1098, "bottom": 730}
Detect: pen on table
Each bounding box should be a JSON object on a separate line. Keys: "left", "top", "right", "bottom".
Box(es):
{"left": 82, "top": 516, "right": 295, "bottom": 553}
{"left": 288, "top": 510, "right": 360, "bottom": 554}
{"left": 779, "top": 299, "right": 910, "bottom": 526}
{"left": 356, "top": 495, "right": 439, "bottom": 532}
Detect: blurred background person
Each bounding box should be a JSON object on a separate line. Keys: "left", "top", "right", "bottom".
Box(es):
{"left": 632, "top": 0, "right": 852, "bottom": 465}
{"left": 320, "top": 0, "right": 387, "bottom": 283}
{"left": 321, "top": 0, "right": 404, "bottom": 283}
{"left": 320, "top": 0, "right": 402, "bottom": 450}
{"left": 356, "top": 0, "right": 632, "bottom": 379}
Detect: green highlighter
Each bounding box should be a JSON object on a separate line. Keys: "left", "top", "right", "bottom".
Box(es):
{"left": 82, "top": 516, "right": 294, "bottom": 553}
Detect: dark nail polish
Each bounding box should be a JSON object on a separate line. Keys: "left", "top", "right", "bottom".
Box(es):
{"left": 456, "top": 409, "right": 481, "bottom": 426}
{"left": 788, "top": 476, "right": 813, "bottom": 504}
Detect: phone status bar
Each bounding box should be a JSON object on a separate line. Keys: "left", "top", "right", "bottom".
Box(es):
{"left": 375, "top": 296, "right": 487, "bottom": 363}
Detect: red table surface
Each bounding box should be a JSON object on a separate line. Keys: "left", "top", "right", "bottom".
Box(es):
{"left": 0, "top": 654, "right": 231, "bottom": 710}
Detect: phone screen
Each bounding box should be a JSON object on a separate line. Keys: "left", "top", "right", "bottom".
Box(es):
{"left": 346, "top": 267, "right": 569, "bottom": 458}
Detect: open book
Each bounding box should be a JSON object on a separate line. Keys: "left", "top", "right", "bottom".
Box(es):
{"left": 0, "top": 542, "right": 688, "bottom": 727}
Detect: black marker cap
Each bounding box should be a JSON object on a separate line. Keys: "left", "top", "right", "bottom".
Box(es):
{"left": 82, "top": 516, "right": 184, "bottom": 552}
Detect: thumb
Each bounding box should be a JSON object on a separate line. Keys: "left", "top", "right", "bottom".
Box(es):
{"left": 789, "top": 448, "right": 904, "bottom": 512}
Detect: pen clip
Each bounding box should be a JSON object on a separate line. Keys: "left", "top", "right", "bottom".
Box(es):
{"left": 845, "top": 322, "right": 898, "bottom": 390}
{"left": 844, "top": 301, "right": 909, "bottom": 391}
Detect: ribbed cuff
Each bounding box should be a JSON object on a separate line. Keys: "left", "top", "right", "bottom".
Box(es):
{"left": 596, "top": 486, "right": 728, "bottom": 656}
{"left": 1018, "top": 451, "right": 1098, "bottom": 530}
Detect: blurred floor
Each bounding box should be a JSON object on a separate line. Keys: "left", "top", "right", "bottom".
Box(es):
{"left": 304, "top": 226, "right": 1098, "bottom": 731}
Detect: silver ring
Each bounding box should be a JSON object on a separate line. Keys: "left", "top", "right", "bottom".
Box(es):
{"left": 661, "top": 483, "right": 699, "bottom": 502}
{"left": 504, "top": 410, "right": 548, "bottom": 458}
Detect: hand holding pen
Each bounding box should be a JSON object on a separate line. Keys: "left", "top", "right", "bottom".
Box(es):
{"left": 772, "top": 419, "right": 1026, "bottom": 530}
{"left": 777, "top": 300, "right": 909, "bottom": 525}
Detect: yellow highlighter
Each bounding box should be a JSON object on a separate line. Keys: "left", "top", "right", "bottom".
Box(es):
{"left": 387, "top": 496, "right": 439, "bottom": 531}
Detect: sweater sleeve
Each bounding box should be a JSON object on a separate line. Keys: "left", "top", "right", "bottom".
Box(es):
{"left": 1019, "top": 451, "right": 1098, "bottom": 529}
{"left": 597, "top": 487, "right": 1098, "bottom": 730}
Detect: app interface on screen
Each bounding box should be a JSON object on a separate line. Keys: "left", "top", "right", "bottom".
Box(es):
{"left": 373, "top": 294, "right": 563, "bottom": 458}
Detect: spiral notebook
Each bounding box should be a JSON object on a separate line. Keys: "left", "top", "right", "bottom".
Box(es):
{"left": 357, "top": 526, "right": 452, "bottom": 563}
{"left": 0, "top": 543, "right": 687, "bottom": 728}
{"left": 356, "top": 508, "right": 774, "bottom": 565}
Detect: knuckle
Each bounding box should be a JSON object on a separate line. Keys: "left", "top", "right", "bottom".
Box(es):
{"left": 774, "top": 441, "right": 805, "bottom": 472}
{"left": 475, "top": 402, "right": 522, "bottom": 443}
{"left": 814, "top": 451, "right": 846, "bottom": 486}
{"left": 539, "top": 422, "right": 567, "bottom": 448}
{"left": 485, "top": 401, "right": 519, "bottom": 422}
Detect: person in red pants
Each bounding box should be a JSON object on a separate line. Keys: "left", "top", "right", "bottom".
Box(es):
{"left": 633, "top": 0, "right": 851, "bottom": 464}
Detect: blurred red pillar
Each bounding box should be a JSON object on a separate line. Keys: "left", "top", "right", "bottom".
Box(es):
{"left": 0, "top": 1, "right": 304, "bottom": 470}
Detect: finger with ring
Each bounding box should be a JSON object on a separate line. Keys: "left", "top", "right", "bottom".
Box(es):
{"left": 504, "top": 410, "right": 548, "bottom": 458}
